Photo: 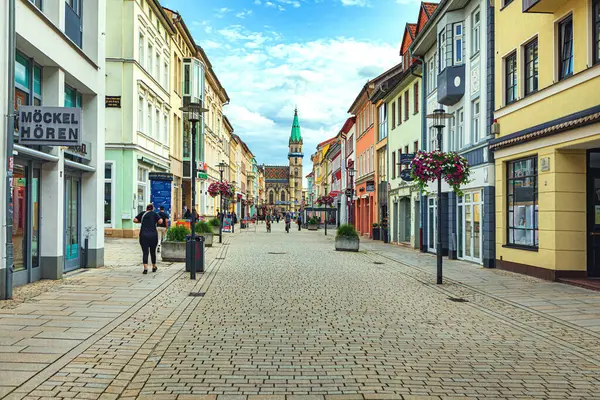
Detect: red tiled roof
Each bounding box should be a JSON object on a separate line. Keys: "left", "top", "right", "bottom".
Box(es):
{"left": 423, "top": 2, "right": 438, "bottom": 17}
{"left": 407, "top": 23, "right": 417, "bottom": 39}
{"left": 264, "top": 166, "right": 290, "bottom": 180}
{"left": 317, "top": 137, "right": 337, "bottom": 149}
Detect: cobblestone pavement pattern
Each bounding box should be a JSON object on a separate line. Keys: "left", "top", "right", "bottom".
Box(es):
{"left": 2, "top": 223, "right": 600, "bottom": 399}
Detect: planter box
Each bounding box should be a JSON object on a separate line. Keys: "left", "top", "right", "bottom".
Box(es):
{"left": 202, "top": 233, "right": 214, "bottom": 247}
{"left": 212, "top": 226, "right": 221, "bottom": 235}
{"left": 335, "top": 236, "right": 360, "bottom": 252}
{"left": 308, "top": 224, "right": 318, "bottom": 231}
{"left": 161, "top": 241, "right": 186, "bottom": 262}
{"left": 372, "top": 227, "right": 381, "bottom": 240}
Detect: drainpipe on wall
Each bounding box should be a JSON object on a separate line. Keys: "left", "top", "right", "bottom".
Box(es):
{"left": 4, "top": 0, "right": 16, "bottom": 299}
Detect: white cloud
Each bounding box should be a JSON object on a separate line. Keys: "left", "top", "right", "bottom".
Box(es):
{"left": 202, "top": 30, "right": 399, "bottom": 177}
{"left": 236, "top": 9, "right": 253, "bottom": 18}
{"left": 340, "top": 0, "right": 371, "bottom": 6}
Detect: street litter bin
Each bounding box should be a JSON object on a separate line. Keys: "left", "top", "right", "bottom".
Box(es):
{"left": 185, "top": 235, "right": 204, "bottom": 273}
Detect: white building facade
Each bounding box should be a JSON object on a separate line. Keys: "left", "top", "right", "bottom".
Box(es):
{"left": 1, "top": 0, "right": 106, "bottom": 297}
{"left": 412, "top": 0, "right": 496, "bottom": 267}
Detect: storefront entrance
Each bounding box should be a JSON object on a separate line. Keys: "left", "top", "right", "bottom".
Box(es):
{"left": 12, "top": 163, "right": 41, "bottom": 287}
{"left": 457, "top": 190, "right": 483, "bottom": 263}
{"left": 399, "top": 198, "right": 411, "bottom": 243}
{"left": 64, "top": 175, "right": 82, "bottom": 272}
{"left": 587, "top": 151, "right": 600, "bottom": 277}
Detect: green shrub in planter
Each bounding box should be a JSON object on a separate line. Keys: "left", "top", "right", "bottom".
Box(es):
{"left": 195, "top": 221, "right": 213, "bottom": 234}
{"left": 336, "top": 224, "right": 359, "bottom": 239}
{"left": 209, "top": 218, "right": 221, "bottom": 227}
{"left": 308, "top": 216, "right": 320, "bottom": 225}
{"left": 372, "top": 223, "right": 379, "bottom": 228}
{"left": 165, "top": 225, "right": 190, "bottom": 242}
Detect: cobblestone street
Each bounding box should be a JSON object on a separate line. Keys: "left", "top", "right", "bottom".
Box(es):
{"left": 2, "top": 224, "right": 600, "bottom": 399}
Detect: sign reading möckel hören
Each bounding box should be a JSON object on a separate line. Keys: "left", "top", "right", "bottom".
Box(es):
{"left": 19, "top": 106, "right": 82, "bottom": 146}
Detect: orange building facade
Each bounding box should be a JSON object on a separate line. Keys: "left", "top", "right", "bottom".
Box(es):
{"left": 349, "top": 86, "right": 376, "bottom": 237}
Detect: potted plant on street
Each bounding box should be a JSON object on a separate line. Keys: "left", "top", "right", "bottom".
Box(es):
{"left": 372, "top": 223, "right": 381, "bottom": 240}
{"left": 209, "top": 217, "right": 221, "bottom": 234}
{"left": 307, "top": 216, "right": 319, "bottom": 231}
{"left": 335, "top": 224, "right": 360, "bottom": 252}
{"left": 195, "top": 221, "right": 214, "bottom": 247}
{"left": 161, "top": 225, "right": 190, "bottom": 262}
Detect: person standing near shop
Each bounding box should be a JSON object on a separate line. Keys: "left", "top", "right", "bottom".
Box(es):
{"left": 134, "top": 204, "right": 163, "bottom": 274}
{"left": 157, "top": 206, "right": 169, "bottom": 253}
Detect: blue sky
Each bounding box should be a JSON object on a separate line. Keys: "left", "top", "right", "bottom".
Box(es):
{"left": 163, "top": 0, "right": 423, "bottom": 171}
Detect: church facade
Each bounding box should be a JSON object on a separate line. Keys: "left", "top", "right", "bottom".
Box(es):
{"left": 264, "top": 109, "right": 304, "bottom": 214}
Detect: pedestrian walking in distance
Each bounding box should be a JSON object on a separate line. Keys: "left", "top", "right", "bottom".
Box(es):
{"left": 134, "top": 204, "right": 163, "bottom": 274}
{"left": 157, "top": 206, "right": 169, "bottom": 253}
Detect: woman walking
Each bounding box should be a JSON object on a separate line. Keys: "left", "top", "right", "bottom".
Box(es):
{"left": 134, "top": 204, "right": 163, "bottom": 274}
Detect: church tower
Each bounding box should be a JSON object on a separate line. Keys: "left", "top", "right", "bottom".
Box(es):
{"left": 288, "top": 108, "right": 303, "bottom": 212}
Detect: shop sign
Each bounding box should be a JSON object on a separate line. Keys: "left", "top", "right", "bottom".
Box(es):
{"left": 19, "top": 106, "right": 82, "bottom": 146}
{"left": 400, "top": 153, "right": 415, "bottom": 165}
{"left": 149, "top": 172, "right": 173, "bottom": 181}
{"left": 366, "top": 180, "right": 375, "bottom": 192}
{"left": 64, "top": 141, "right": 92, "bottom": 161}
{"left": 400, "top": 169, "right": 414, "bottom": 182}
{"left": 105, "top": 96, "right": 121, "bottom": 108}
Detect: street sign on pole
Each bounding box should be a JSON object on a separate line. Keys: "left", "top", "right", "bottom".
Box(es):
{"left": 345, "top": 188, "right": 353, "bottom": 197}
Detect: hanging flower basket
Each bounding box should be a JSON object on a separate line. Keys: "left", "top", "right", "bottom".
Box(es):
{"left": 208, "top": 181, "right": 236, "bottom": 199}
{"left": 316, "top": 195, "right": 335, "bottom": 206}
{"left": 410, "top": 150, "right": 471, "bottom": 196}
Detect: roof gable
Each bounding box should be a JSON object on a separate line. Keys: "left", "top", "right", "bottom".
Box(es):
{"left": 415, "top": 2, "right": 439, "bottom": 34}
{"left": 400, "top": 23, "right": 417, "bottom": 56}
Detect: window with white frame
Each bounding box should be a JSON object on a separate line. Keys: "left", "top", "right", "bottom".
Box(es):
{"left": 138, "top": 96, "right": 144, "bottom": 133}
{"left": 139, "top": 33, "right": 144, "bottom": 66}
{"left": 429, "top": 126, "right": 437, "bottom": 151}
{"left": 155, "top": 109, "right": 160, "bottom": 141}
{"left": 163, "top": 113, "right": 168, "bottom": 144}
{"left": 105, "top": 163, "right": 113, "bottom": 227}
{"left": 147, "top": 43, "right": 153, "bottom": 75}
{"left": 370, "top": 147, "right": 374, "bottom": 173}
{"left": 428, "top": 56, "right": 436, "bottom": 94}
{"left": 164, "top": 61, "right": 169, "bottom": 90}
{"left": 454, "top": 23, "right": 464, "bottom": 64}
{"left": 472, "top": 99, "right": 481, "bottom": 143}
{"left": 378, "top": 104, "right": 387, "bottom": 141}
{"left": 439, "top": 30, "right": 447, "bottom": 71}
{"left": 472, "top": 9, "right": 481, "bottom": 55}
{"left": 457, "top": 108, "right": 465, "bottom": 148}
{"left": 137, "top": 166, "right": 148, "bottom": 215}
{"left": 155, "top": 52, "right": 160, "bottom": 81}
{"left": 147, "top": 103, "right": 153, "bottom": 137}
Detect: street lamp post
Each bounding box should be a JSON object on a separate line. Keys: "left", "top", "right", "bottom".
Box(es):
{"left": 348, "top": 167, "right": 356, "bottom": 226}
{"left": 217, "top": 160, "right": 227, "bottom": 244}
{"left": 426, "top": 108, "right": 453, "bottom": 285}
{"left": 180, "top": 102, "right": 209, "bottom": 280}
{"left": 323, "top": 183, "right": 328, "bottom": 236}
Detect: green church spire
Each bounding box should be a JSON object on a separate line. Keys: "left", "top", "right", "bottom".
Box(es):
{"left": 289, "top": 107, "right": 302, "bottom": 144}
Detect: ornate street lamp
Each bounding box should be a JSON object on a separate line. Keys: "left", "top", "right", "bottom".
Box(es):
{"left": 180, "top": 102, "right": 208, "bottom": 280}
{"left": 217, "top": 160, "right": 227, "bottom": 244}
{"left": 348, "top": 167, "right": 356, "bottom": 226}
{"left": 425, "top": 108, "right": 453, "bottom": 285}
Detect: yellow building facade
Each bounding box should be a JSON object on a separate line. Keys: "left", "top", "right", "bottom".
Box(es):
{"left": 492, "top": 0, "right": 600, "bottom": 280}
{"left": 163, "top": 8, "right": 196, "bottom": 220}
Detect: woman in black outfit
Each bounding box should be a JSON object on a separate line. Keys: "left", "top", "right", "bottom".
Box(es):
{"left": 134, "top": 204, "right": 163, "bottom": 274}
